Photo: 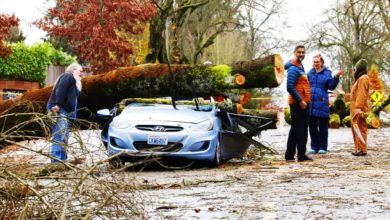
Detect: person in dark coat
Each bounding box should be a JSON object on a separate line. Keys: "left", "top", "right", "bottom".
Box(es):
{"left": 47, "top": 63, "right": 84, "bottom": 163}
{"left": 285, "top": 45, "right": 313, "bottom": 162}
{"left": 308, "top": 54, "right": 343, "bottom": 154}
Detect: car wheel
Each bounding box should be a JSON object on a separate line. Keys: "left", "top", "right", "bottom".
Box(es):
{"left": 108, "top": 157, "right": 124, "bottom": 169}
{"left": 211, "top": 138, "right": 222, "bottom": 167}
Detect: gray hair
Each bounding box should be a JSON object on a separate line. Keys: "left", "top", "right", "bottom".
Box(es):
{"left": 52, "top": 63, "right": 82, "bottom": 89}
{"left": 65, "top": 63, "right": 82, "bottom": 73}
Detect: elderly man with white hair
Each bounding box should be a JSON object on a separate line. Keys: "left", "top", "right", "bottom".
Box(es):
{"left": 47, "top": 63, "right": 84, "bottom": 163}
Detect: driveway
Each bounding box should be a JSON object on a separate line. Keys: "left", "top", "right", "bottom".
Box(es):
{"left": 1, "top": 127, "right": 390, "bottom": 219}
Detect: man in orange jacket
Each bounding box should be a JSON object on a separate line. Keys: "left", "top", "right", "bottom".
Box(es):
{"left": 350, "top": 59, "right": 370, "bottom": 156}
{"left": 285, "top": 45, "right": 312, "bottom": 162}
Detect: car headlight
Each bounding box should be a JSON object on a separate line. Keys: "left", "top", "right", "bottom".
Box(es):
{"left": 189, "top": 120, "right": 214, "bottom": 131}
{"left": 110, "top": 116, "right": 132, "bottom": 129}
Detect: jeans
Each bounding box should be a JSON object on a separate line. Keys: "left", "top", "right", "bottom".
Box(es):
{"left": 285, "top": 103, "right": 310, "bottom": 160}
{"left": 309, "top": 116, "right": 329, "bottom": 151}
{"left": 50, "top": 108, "right": 70, "bottom": 163}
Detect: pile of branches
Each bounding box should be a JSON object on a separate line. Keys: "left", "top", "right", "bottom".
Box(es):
{"left": 0, "top": 104, "right": 153, "bottom": 219}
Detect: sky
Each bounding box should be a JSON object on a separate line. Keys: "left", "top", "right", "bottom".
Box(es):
{"left": 281, "top": 0, "right": 335, "bottom": 69}
{"left": 0, "top": 0, "right": 334, "bottom": 68}
{"left": 0, "top": 0, "right": 55, "bottom": 45}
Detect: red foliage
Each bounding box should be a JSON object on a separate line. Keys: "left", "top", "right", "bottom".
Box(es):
{"left": 213, "top": 95, "right": 225, "bottom": 102}
{"left": 36, "top": 0, "right": 156, "bottom": 73}
{"left": 0, "top": 14, "right": 19, "bottom": 58}
{"left": 239, "top": 91, "right": 251, "bottom": 105}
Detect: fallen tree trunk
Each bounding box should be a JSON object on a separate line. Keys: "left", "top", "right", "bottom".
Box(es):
{"left": 341, "top": 112, "right": 380, "bottom": 129}
{"left": 241, "top": 109, "right": 278, "bottom": 121}
{"left": 342, "top": 115, "right": 351, "bottom": 127}
{"left": 331, "top": 94, "right": 348, "bottom": 121}
{"left": 231, "top": 54, "right": 285, "bottom": 88}
{"left": 116, "top": 98, "right": 278, "bottom": 120}
{"left": 0, "top": 54, "right": 284, "bottom": 115}
{"left": 0, "top": 55, "right": 284, "bottom": 142}
{"left": 329, "top": 113, "right": 341, "bottom": 128}
{"left": 367, "top": 112, "right": 380, "bottom": 129}
{"left": 373, "top": 94, "right": 390, "bottom": 115}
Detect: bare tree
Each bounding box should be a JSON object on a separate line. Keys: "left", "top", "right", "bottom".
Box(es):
{"left": 203, "top": 30, "right": 250, "bottom": 65}
{"left": 147, "top": 0, "right": 286, "bottom": 65}
{"left": 176, "top": 0, "right": 246, "bottom": 64}
{"left": 239, "top": 0, "right": 287, "bottom": 59}
{"left": 146, "top": 0, "right": 209, "bottom": 63}
{"left": 373, "top": 0, "right": 390, "bottom": 32}
{"left": 370, "top": 0, "right": 390, "bottom": 84}
{"left": 309, "top": 0, "right": 390, "bottom": 91}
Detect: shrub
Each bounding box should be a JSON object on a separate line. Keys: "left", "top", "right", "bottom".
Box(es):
{"left": 0, "top": 42, "right": 76, "bottom": 85}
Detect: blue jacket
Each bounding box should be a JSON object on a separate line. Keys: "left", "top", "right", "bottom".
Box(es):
{"left": 47, "top": 72, "right": 80, "bottom": 118}
{"left": 285, "top": 60, "right": 311, "bottom": 104}
{"left": 308, "top": 67, "right": 339, "bottom": 118}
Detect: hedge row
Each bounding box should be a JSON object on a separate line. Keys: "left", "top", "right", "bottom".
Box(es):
{"left": 0, "top": 42, "right": 76, "bottom": 85}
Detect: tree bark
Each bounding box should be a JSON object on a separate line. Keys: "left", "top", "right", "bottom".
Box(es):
{"left": 329, "top": 113, "right": 341, "bottom": 129}
{"left": 367, "top": 112, "right": 380, "bottom": 129}
{"left": 146, "top": 12, "right": 168, "bottom": 63}
{"left": 0, "top": 54, "right": 284, "bottom": 114}
{"left": 114, "top": 98, "right": 278, "bottom": 121}
{"left": 341, "top": 113, "right": 381, "bottom": 129}
{"left": 0, "top": 55, "right": 284, "bottom": 141}
{"left": 231, "top": 54, "right": 284, "bottom": 88}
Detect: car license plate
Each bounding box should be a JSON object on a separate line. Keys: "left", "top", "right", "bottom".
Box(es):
{"left": 147, "top": 135, "right": 168, "bottom": 145}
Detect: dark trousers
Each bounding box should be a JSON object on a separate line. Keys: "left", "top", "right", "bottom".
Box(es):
{"left": 309, "top": 116, "right": 329, "bottom": 151}
{"left": 285, "top": 103, "right": 309, "bottom": 160}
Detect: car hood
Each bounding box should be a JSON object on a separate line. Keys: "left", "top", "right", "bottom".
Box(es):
{"left": 120, "top": 107, "right": 214, "bottom": 123}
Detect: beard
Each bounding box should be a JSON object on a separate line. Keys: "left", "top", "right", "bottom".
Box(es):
{"left": 297, "top": 56, "right": 305, "bottom": 62}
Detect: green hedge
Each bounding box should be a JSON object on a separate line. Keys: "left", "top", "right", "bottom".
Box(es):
{"left": 0, "top": 42, "right": 76, "bottom": 85}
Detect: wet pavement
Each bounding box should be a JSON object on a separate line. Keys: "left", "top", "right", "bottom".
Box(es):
{"left": 137, "top": 127, "right": 390, "bottom": 219}
{"left": 1, "top": 127, "right": 390, "bottom": 219}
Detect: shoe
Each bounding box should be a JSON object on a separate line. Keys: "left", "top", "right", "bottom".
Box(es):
{"left": 285, "top": 156, "right": 295, "bottom": 162}
{"left": 298, "top": 156, "right": 313, "bottom": 162}
{"left": 285, "top": 155, "right": 295, "bottom": 161}
{"left": 309, "top": 149, "right": 317, "bottom": 154}
{"left": 352, "top": 151, "right": 367, "bottom": 156}
{"left": 318, "top": 150, "right": 327, "bottom": 154}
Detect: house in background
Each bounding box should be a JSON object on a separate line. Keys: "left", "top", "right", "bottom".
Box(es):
{"left": 0, "top": 65, "right": 66, "bottom": 101}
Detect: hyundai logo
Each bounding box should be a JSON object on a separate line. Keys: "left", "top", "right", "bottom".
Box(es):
{"left": 153, "top": 126, "right": 166, "bottom": 132}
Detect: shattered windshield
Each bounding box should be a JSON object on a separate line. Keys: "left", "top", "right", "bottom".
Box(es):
{"left": 122, "top": 97, "right": 215, "bottom": 112}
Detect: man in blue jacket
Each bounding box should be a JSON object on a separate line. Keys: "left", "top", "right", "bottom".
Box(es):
{"left": 307, "top": 54, "right": 343, "bottom": 154}
{"left": 47, "top": 63, "right": 84, "bottom": 163}
{"left": 285, "top": 45, "right": 313, "bottom": 162}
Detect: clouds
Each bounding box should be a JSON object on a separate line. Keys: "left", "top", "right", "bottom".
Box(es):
{"left": 284, "top": 0, "right": 334, "bottom": 41}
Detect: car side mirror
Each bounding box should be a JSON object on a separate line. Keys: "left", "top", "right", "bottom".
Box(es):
{"left": 97, "top": 109, "right": 112, "bottom": 118}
